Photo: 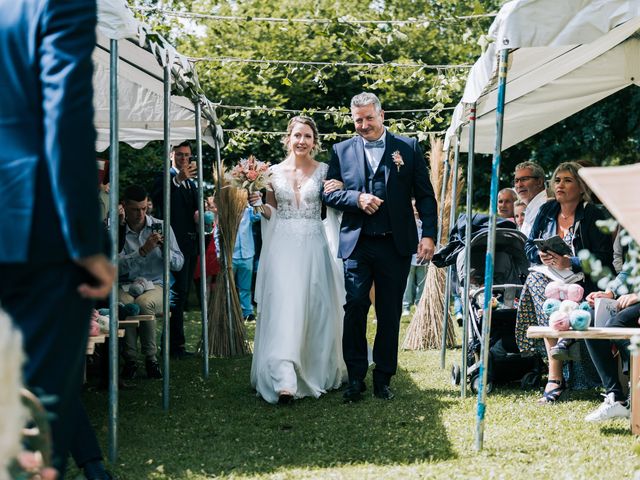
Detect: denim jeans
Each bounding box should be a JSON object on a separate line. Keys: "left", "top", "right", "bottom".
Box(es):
{"left": 233, "top": 256, "right": 254, "bottom": 316}
{"left": 402, "top": 264, "right": 427, "bottom": 309}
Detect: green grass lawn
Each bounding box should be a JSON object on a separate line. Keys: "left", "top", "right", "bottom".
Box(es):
{"left": 78, "top": 310, "right": 640, "bottom": 479}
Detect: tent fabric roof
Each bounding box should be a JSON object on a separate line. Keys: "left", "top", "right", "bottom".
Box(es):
{"left": 93, "top": 34, "right": 208, "bottom": 151}
{"left": 94, "top": 0, "right": 213, "bottom": 151}
{"left": 444, "top": 0, "right": 640, "bottom": 152}
{"left": 495, "top": 0, "right": 640, "bottom": 51}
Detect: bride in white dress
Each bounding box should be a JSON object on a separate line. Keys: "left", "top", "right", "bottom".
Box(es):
{"left": 249, "top": 116, "right": 348, "bottom": 404}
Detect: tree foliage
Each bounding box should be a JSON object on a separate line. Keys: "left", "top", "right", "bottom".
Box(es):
{"left": 122, "top": 0, "right": 639, "bottom": 208}
{"left": 134, "top": 0, "right": 499, "bottom": 162}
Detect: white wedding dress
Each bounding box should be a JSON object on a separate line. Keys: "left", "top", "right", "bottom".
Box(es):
{"left": 251, "top": 162, "right": 348, "bottom": 403}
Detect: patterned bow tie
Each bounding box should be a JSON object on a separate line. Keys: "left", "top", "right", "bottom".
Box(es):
{"left": 364, "top": 139, "right": 385, "bottom": 149}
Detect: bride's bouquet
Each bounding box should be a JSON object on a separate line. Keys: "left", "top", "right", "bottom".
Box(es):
{"left": 226, "top": 155, "right": 271, "bottom": 213}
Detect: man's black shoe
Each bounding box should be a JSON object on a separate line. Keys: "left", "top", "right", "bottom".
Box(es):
{"left": 120, "top": 361, "right": 137, "bottom": 380}
{"left": 245, "top": 314, "right": 256, "bottom": 322}
{"left": 343, "top": 380, "right": 366, "bottom": 403}
{"left": 373, "top": 384, "right": 395, "bottom": 400}
{"left": 170, "top": 348, "right": 195, "bottom": 360}
{"left": 145, "top": 360, "right": 163, "bottom": 379}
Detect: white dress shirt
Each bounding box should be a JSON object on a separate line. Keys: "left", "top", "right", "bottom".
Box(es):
{"left": 119, "top": 215, "right": 184, "bottom": 285}
{"left": 521, "top": 189, "right": 548, "bottom": 238}
{"left": 362, "top": 130, "right": 386, "bottom": 173}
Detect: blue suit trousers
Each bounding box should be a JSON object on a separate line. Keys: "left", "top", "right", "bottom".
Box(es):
{"left": 0, "top": 261, "right": 93, "bottom": 474}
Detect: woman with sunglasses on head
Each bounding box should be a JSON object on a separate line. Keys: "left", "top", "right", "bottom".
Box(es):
{"left": 514, "top": 161, "right": 614, "bottom": 404}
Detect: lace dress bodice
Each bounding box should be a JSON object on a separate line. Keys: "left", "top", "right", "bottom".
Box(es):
{"left": 269, "top": 163, "right": 327, "bottom": 240}
{"left": 271, "top": 162, "right": 327, "bottom": 220}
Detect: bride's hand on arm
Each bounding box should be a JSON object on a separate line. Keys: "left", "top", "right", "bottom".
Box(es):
{"left": 323, "top": 179, "right": 344, "bottom": 194}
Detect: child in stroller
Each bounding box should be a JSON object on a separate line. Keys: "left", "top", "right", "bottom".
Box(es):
{"left": 434, "top": 214, "right": 544, "bottom": 393}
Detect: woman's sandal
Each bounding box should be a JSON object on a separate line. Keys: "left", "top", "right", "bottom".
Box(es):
{"left": 538, "top": 378, "right": 566, "bottom": 404}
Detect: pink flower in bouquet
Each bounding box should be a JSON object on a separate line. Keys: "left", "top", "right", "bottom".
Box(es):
{"left": 226, "top": 155, "right": 272, "bottom": 193}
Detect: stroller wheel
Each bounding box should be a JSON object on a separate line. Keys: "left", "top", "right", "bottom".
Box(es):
{"left": 450, "top": 364, "right": 461, "bottom": 386}
{"left": 520, "top": 372, "right": 541, "bottom": 390}
{"left": 470, "top": 375, "right": 493, "bottom": 395}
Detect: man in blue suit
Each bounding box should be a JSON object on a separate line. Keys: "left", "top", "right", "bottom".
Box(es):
{"left": 0, "top": 0, "right": 114, "bottom": 475}
{"left": 324, "top": 92, "right": 437, "bottom": 402}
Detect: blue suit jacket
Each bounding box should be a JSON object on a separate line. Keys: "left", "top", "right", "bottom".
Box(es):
{"left": 323, "top": 130, "right": 437, "bottom": 259}
{"left": 0, "top": 0, "right": 101, "bottom": 263}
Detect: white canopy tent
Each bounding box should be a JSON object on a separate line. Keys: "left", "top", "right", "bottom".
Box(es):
{"left": 440, "top": 0, "right": 640, "bottom": 451}
{"left": 93, "top": 34, "right": 213, "bottom": 151}
{"left": 444, "top": 0, "right": 640, "bottom": 151}
{"left": 94, "top": 0, "right": 213, "bottom": 151}
{"left": 93, "top": 0, "right": 219, "bottom": 463}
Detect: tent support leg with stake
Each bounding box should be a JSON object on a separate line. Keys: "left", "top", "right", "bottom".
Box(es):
{"left": 107, "top": 38, "right": 120, "bottom": 463}
{"left": 461, "top": 103, "right": 477, "bottom": 399}
{"left": 195, "top": 103, "right": 209, "bottom": 378}
{"left": 440, "top": 133, "right": 461, "bottom": 369}
{"left": 475, "top": 48, "right": 509, "bottom": 451}
{"left": 162, "top": 60, "right": 172, "bottom": 411}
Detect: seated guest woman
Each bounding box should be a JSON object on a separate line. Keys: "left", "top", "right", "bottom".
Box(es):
{"left": 583, "top": 282, "right": 638, "bottom": 422}
{"left": 515, "top": 161, "right": 614, "bottom": 404}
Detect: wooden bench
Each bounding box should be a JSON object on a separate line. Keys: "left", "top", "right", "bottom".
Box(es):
{"left": 528, "top": 326, "right": 640, "bottom": 433}
{"left": 86, "top": 315, "right": 154, "bottom": 354}
{"left": 86, "top": 329, "right": 125, "bottom": 355}
{"left": 123, "top": 314, "right": 155, "bottom": 323}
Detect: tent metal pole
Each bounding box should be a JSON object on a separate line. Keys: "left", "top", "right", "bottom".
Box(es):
{"left": 461, "top": 103, "right": 477, "bottom": 399}
{"left": 107, "top": 38, "right": 120, "bottom": 464}
{"left": 162, "top": 60, "right": 172, "bottom": 411}
{"left": 195, "top": 103, "right": 209, "bottom": 378}
{"left": 476, "top": 48, "right": 509, "bottom": 451}
{"left": 440, "top": 133, "right": 461, "bottom": 369}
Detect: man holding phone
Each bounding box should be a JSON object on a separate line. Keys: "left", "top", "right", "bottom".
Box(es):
{"left": 151, "top": 142, "right": 200, "bottom": 359}
{"left": 119, "top": 185, "right": 184, "bottom": 379}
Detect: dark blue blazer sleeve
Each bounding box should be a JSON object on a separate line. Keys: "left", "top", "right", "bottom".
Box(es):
{"left": 323, "top": 141, "right": 362, "bottom": 213}
{"left": 41, "top": 0, "right": 101, "bottom": 259}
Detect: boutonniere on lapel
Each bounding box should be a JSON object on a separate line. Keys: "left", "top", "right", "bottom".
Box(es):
{"left": 391, "top": 150, "right": 404, "bottom": 173}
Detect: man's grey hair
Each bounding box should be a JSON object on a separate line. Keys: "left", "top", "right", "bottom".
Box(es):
{"left": 514, "top": 161, "right": 545, "bottom": 179}
{"left": 350, "top": 92, "right": 382, "bottom": 112}
{"left": 498, "top": 187, "right": 517, "bottom": 200}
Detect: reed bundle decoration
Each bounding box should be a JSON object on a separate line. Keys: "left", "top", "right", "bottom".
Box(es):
{"left": 207, "top": 173, "right": 251, "bottom": 357}
{"left": 403, "top": 136, "right": 459, "bottom": 350}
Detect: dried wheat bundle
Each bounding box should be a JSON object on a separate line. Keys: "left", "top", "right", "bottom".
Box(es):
{"left": 403, "top": 136, "right": 459, "bottom": 350}
{"left": 207, "top": 174, "right": 251, "bottom": 357}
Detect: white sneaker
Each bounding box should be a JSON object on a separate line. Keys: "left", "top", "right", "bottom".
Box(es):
{"left": 402, "top": 309, "right": 411, "bottom": 316}
{"left": 585, "top": 392, "right": 630, "bottom": 422}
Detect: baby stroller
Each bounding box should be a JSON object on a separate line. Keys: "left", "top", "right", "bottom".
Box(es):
{"left": 434, "top": 214, "right": 544, "bottom": 393}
